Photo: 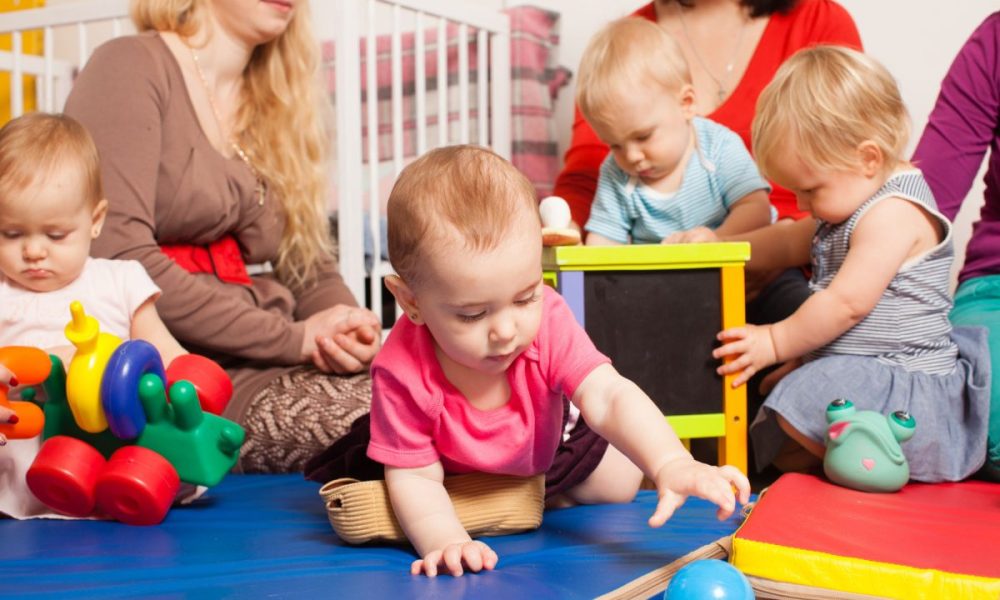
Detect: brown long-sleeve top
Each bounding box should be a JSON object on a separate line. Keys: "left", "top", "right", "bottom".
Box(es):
{"left": 64, "top": 32, "right": 357, "bottom": 413}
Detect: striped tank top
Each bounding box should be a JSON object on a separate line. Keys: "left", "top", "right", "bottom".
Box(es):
{"left": 807, "top": 170, "right": 958, "bottom": 375}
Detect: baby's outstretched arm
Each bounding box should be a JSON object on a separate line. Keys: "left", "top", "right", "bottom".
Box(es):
{"left": 573, "top": 364, "right": 751, "bottom": 524}
{"left": 385, "top": 463, "right": 498, "bottom": 577}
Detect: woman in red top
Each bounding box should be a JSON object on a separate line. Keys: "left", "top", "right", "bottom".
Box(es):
{"left": 555, "top": 0, "right": 862, "bottom": 229}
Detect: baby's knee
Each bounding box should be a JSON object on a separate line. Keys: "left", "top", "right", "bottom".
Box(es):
{"left": 589, "top": 463, "right": 643, "bottom": 504}
{"left": 599, "top": 479, "right": 641, "bottom": 504}
{"left": 567, "top": 447, "right": 643, "bottom": 505}
{"left": 776, "top": 414, "right": 825, "bottom": 458}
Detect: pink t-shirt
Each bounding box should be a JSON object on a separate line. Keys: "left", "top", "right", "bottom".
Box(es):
{"left": 368, "top": 286, "right": 610, "bottom": 476}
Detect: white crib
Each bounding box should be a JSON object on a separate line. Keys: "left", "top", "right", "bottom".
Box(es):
{"left": 0, "top": 0, "right": 513, "bottom": 324}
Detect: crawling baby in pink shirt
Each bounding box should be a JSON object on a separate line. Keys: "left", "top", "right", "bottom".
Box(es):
{"left": 370, "top": 145, "right": 750, "bottom": 577}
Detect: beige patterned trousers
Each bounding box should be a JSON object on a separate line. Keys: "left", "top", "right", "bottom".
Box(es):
{"left": 237, "top": 367, "right": 372, "bottom": 473}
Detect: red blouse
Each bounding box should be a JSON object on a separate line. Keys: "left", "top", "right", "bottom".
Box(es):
{"left": 554, "top": 0, "right": 862, "bottom": 226}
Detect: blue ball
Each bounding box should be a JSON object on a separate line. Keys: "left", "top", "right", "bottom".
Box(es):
{"left": 664, "top": 559, "right": 755, "bottom": 599}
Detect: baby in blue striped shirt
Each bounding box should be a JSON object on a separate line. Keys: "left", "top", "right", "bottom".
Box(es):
{"left": 575, "top": 17, "right": 772, "bottom": 246}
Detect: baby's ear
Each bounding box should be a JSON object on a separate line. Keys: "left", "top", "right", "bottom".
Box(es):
{"left": 90, "top": 198, "right": 109, "bottom": 238}
{"left": 384, "top": 274, "right": 422, "bottom": 324}
{"left": 678, "top": 84, "right": 697, "bottom": 119}
{"left": 856, "top": 141, "right": 884, "bottom": 177}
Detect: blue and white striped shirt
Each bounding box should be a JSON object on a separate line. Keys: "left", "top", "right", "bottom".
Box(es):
{"left": 585, "top": 117, "right": 770, "bottom": 244}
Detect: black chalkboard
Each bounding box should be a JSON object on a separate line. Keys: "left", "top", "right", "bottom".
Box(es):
{"left": 583, "top": 269, "right": 722, "bottom": 416}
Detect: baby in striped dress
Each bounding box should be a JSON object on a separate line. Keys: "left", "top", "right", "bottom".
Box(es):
{"left": 575, "top": 17, "right": 773, "bottom": 246}
{"left": 712, "top": 46, "right": 991, "bottom": 482}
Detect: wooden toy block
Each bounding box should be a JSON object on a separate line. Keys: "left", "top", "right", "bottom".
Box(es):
{"left": 543, "top": 243, "right": 750, "bottom": 473}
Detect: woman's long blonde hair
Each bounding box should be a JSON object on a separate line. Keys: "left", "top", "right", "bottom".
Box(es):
{"left": 131, "top": 0, "right": 333, "bottom": 290}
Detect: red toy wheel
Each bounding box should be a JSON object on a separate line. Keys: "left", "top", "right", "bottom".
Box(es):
{"left": 95, "top": 446, "right": 180, "bottom": 526}
{"left": 26, "top": 436, "right": 106, "bottom": 517}
{"left": 166, "top": 354, "right": 232, "bottom": 415}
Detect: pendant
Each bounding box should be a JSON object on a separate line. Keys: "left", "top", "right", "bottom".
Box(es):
{"left": 256, "top": 179, "right": 266, "bottom": 206}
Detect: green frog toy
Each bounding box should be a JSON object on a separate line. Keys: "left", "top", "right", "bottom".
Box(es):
{"left": 823, "top": 398, "right": 915, "bottom": 493}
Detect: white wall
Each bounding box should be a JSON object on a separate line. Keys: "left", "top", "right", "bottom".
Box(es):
{"left": 840, "top": 1, "right": 995, "bottom": 285}
{"left": 501, "top": 0, "right": 996, "bottom": 286}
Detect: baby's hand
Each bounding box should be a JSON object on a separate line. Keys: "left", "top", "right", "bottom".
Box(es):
{"left": 0, "top": 366, "right": 17, "bottom": 446}
{"left": 662, "top": 227, "right": 718, "bottom": 244}
{"left": 648, "top": 459, "right": 751, "bottom": 526}
{"left": 411, "top": 540, "right": 498, "bottom": 577}
{"left": 713, "top": 324, "right": 778, "bottom": 388}
{"left": 0, "top": 405, "right": 17, "bottom": 446}
{"left": 0, "top": 363, "right": 15, "bottom": 387}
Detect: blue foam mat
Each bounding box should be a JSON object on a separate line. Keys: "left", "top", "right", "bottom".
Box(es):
{"left": 1, "top": 474, "right": 741, "bottom": 598}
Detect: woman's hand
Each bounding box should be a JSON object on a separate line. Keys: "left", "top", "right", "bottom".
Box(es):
{"left": 301, "top": 305, "right": 381, "bottom": 374}
{"left": 411, "top": 540, "right": 499, "bottom": 577}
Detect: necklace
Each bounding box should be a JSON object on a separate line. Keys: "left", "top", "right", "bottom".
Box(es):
{"left": 188, "top": 44, "right": 267, "bottom": 206}
{"left": 675, "top": 3, "right": 748, "bottom": 104}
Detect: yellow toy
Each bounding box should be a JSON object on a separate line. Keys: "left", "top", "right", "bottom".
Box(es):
{"left": 64, "top": 301, "right": 122, "bottom": 433}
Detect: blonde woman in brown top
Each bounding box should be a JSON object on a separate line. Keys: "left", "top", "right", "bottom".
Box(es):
{"left": 64, "top": 0, "right": 380, "bottom": 472}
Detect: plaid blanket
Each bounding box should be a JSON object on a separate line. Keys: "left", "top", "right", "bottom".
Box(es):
{"left": 322, "top": 5, "right": 570, "bottom": 204}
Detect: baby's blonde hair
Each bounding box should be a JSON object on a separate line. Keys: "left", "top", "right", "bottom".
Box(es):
{"left": 753, "top": 45, "right": 910, "bottom": 179}
{"left": 387, "top": 145, "right": 539, "bottom": 286}
{"left": 132, "top": 0, "right": 333, "bottom": 290}
{"left": 0, "top": 112, "right": 103, "bottom": 207}
{"left": 576, "top": 17, "right": 691, "bottom": 126}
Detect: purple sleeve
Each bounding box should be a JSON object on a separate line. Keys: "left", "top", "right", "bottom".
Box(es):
{"left": 913, "top": 12, "right": 1000, "bottom": 220}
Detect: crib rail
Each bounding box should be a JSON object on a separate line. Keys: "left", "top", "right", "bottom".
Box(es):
{"left": 320, "top": 0, "right": 511, "bottom": 321}
{"left": 1, "top": 0, "right": 512, "bottom": 326}
{"left": 1, "top": 0, "right": 131, "bottom": 116}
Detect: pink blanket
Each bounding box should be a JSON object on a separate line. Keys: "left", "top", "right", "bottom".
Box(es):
{"left": 322, "top": 6, "right": 570, "bottom": 200}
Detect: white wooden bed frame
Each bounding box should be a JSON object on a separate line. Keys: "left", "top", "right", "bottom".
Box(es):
{"left": 0, "top": 0, "right": 512, "bottom": 324}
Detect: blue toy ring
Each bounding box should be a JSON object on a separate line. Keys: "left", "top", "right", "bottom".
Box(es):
{"left": 101, "top": 340, "right": 166, "bottom": 439}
